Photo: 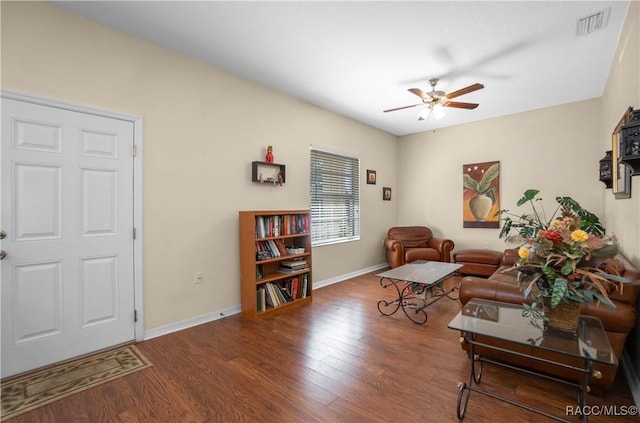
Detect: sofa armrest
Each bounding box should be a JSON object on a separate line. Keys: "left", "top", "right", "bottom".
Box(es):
{"left": 385, "top": 239, "right": 405, "bottom": 268}
{"left": 502, "top": 248, "right": 519, "bottom": 266}
{"left": 427, "top": 237, "right": 455, "bottom": 262}
{"left": 458, "top": 276, "right": 529, "bottom": 306}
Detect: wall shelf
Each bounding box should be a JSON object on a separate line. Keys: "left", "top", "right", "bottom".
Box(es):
{"left": 252, "top": 161, "right": 286, "bottom": 184}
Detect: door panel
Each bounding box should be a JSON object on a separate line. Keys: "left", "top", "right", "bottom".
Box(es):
{"left": 1, "top": 98, "right": 136, "bottom": 378}
{"left": 13, "top": 118, "right": 62, "bottom": 153}
{"left": 13, "top": 163, "right": 62, "bottom": 240}
{"left": 80, "top": 255, "right": 118, "bottom": 326}
{"left": 12, "top": 261, "right": 63, "bottom": 343}
{"left": 80, "top": 168, "right": 118, "bottom": 236}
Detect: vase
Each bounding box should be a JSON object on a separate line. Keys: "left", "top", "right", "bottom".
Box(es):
{"left": 469, "top": 194, "right": 493, "bottom": 221}
{"left": 543, "top": 298, "right": 581, "bottom": 332}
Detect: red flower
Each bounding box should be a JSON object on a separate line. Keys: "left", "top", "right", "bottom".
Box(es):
{"left": 540, "top": 229, "right": 563, "bottom": 244}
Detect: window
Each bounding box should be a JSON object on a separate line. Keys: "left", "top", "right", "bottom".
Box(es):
{"left": 310, "top": 146, "right": 360, "bottom": 246}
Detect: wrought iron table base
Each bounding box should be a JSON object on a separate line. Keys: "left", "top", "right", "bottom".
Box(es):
{"left": 377, "top": 278, "right": 458, "bottom": 325}
{"left": 456, "top": 334, "right": 594, "bottom": 422}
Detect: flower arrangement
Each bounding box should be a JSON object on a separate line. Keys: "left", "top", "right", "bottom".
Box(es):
{"left": 496, "top": 189, "right": 632, "bottom": 323}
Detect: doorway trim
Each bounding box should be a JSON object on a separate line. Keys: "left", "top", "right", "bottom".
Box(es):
{"left": 1, "top": 89, "right": 145, "bottom": 341}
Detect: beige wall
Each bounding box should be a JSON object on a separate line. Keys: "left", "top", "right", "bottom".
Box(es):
{"left": 600, "top": 0, "right": 640, "bottom": 390}
{"left": 397, "top": 98, "right": 603, "bottom": 252}
{"left": 0, "top": 2, "right": 397, "bottom": 330}
{"left": 602, "top": 0, "right": 640, "bottom": 267}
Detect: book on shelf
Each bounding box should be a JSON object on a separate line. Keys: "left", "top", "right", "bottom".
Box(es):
{"left": 256, "top": 250, "right": 271, "bottom": 261}
{"left": 266, "top": 240, "right": 279, "bottom": 257}
{"left": 263, "top": 285, "right": 276, "bottom": 308}
{"left": 280, "top": 259, "right": 307, "bottom": 268}
{"left": 275, "top": 239, "right": 287, "bottom": 255}
{"left": 257, "top": 287, "right": 266, "bottom": 312}
{"left": 256, "top": 216, "right": 266, "bottom": 238}
{"left": 290, "top": 277, "right": 299, "bottom": 300}
{"left": 301, "top": 274, "right": 308, "bottom": 297}
{"left": 265, "top": 282, "right": 290, "bottom": 305}
{"left": 270, "top": 283, "right": 282, "bottom": 304}
{"left": 278, "top": 266, "right": 309, "bottom": 274}
{"left": 280, "top": 264, "right": 307, "bottom": 272}
{"left": 255, "top": 214, "right": 311, "bottom": 238}
{"left": 256, "top": 240, "right": 288, "bottom": 257}
{"left": 277, "top": 283, "right": 292, "bottom": 302}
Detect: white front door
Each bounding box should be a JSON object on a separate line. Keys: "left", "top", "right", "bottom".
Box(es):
{"left": 1, "top": 98, "right": 136, "bottom": 378}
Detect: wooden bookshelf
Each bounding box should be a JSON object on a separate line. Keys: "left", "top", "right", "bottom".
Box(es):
{"left": 239, "top": 210, "right": 312, "bottom": 319}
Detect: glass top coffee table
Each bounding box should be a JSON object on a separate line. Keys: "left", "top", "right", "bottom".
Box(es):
{"left": 377, "top": 260, "right": 462, "bottom": 324}
{"left": 448, "top": 298, "right": 617, "bottom": 422}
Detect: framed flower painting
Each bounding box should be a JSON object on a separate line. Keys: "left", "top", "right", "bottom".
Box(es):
{"left": 462, "top": 161, "right": 500, "bottom": 228}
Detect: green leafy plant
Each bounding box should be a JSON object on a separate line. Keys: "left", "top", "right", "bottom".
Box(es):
{"left": 496, "top": 189, "right": 605, "bottom": 241}
{"left": 496, "top": 189, "right": 634, "bottom": 321}
{"left": 463, "top": 162, "right": 499, "bottom": 203}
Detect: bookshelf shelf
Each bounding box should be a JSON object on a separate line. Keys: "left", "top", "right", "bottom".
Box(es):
{"left": 239, "top": 209, "right": 312, "bottom": 319}
{"left": 256, "top": 252, "right": 310, "bottom": 265}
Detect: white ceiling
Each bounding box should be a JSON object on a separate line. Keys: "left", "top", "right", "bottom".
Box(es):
{"left": 50, "top": 1, "right": 630, "bottom": 136}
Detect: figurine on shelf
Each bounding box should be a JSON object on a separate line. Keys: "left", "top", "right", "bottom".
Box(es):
{"left": 265, "top": 145, "right": 274, "bottom": 163}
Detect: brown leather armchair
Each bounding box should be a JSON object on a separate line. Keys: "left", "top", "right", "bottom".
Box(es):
{"left": 385, "top": 226, "right": 455, "bottom": 268}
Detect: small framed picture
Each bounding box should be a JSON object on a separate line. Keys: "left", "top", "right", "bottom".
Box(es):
{"left": 383, "top": 187, "right": 392, "bottom": 201}
{"left": 366, "top": 169, "right": 377, "bottom": 184}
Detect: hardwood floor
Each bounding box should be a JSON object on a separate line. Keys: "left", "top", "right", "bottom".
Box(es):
{"left": 7, "top": 272, "right": 637, "bottom": 422}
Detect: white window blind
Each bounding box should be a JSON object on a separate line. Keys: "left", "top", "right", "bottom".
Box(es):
{"left": 310, "top": 147, "right": 360, "bottom": 245}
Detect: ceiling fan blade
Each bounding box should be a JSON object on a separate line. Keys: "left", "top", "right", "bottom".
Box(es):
{"left": 383, "top": 104, "right": 421, "bottom": 113}
{"left": 408, "top": 88, "right": 429, "bottom": 99}
{"left": 446, "top": 83, "right": 484, "bottom": 99}
{"left": 445, "top": 101, "right": 479, "bottom": 109}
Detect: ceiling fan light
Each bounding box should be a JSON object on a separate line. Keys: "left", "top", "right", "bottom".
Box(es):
{"left": 418, "top": 106, "right": 431, "bottom": 120}
{"left": 433, "top": 103, "right": 445, "bottom": 120}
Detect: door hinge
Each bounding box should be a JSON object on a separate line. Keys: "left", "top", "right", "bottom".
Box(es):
{"left": 132, "top": 145, "right": 137, "bottom": 157}
{"left": 133, "top": 227, "right": 137, "bottom": 239}
{"left": 134, "top": 309, "right": 138, "bottom": 322}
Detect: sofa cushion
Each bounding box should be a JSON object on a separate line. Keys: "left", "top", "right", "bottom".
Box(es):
{"left": 405, "top": 248, "right": 440, "bottom": 262}
{"left": 454, "top": 249, "right": 502, "bottom": 265}
{"left": 387, "top": 226, "right": 433, "bottom": 247}
{"left": 453, "top": 249, "right": 503, "bottom": 277}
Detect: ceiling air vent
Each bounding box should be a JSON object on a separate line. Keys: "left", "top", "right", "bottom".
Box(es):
{"left": 576, "top": 8, "right": 610, "bottom": 36}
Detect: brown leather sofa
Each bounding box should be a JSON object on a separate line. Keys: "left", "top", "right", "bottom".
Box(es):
{"left": 457, "top": 249, "right": 640, "bottom": 393}
{"left": 385, "top": 226, "right": 455, "bottom": 268}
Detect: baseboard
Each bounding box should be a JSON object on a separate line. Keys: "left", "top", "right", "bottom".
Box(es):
{"left": 143, "top": 305, "right": 241, "bottom": 340}
{"left": 312, "top": 262, "right": 388, "bottom": 289}
{"left": 622, "top": 349, "right": 640, "bottom": 407}
{"left": 143, "top": 263, "right": 388, "bottom": 340}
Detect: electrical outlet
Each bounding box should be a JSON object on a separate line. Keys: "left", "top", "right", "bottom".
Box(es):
{"left": 194, "top": 271, "right": 203, "bottom": 284}
{"left": 481, "top": 242, "right": 489, "bottom": 249}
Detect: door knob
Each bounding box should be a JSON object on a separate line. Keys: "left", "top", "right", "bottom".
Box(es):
{"left": 0, "top": 229, "right": 5, "bottom": 239}
{"left": 0, "top": 250, "right": 5, "bottom": 260}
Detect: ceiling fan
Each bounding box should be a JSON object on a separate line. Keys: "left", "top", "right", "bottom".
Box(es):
{"left": 384, "top": 78, "right": 484, "bottom": 121}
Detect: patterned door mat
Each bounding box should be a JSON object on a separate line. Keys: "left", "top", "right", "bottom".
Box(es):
{"left": 1, "top": 345, "right": 152, "bottom": 421}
